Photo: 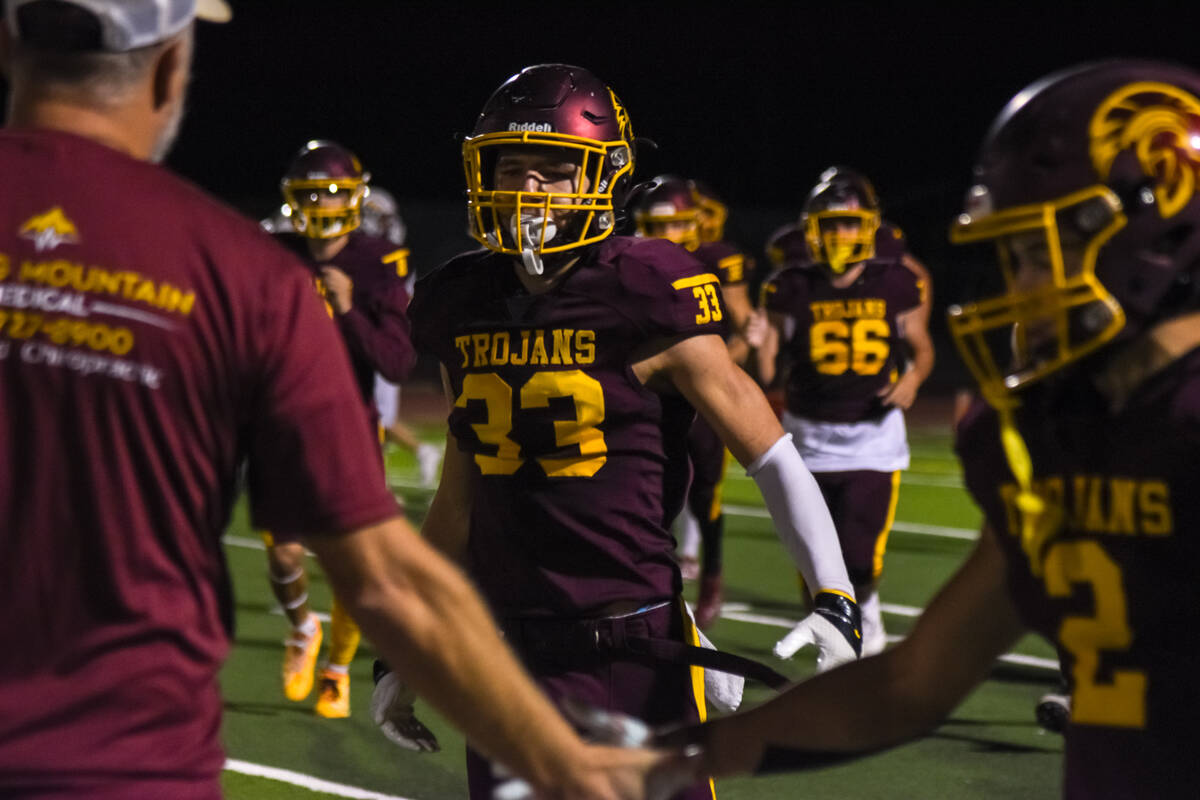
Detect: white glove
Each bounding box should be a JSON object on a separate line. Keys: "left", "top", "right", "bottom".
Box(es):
{"left": 370, "top": 671, "right": 440, "bottom": 753}
{"left": 772, "top": 612, "right": 857, "bottom": 672}
{"left": 772, "top": 591, "right": 863, "bottom": 672}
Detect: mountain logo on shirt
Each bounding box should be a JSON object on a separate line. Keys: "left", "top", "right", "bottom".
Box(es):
{"left": 20, "top": 207, "right": 80, "bottom": 252}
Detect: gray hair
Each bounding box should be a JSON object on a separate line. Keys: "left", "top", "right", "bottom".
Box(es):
{"left": 7, "top": 3, "right": 192, "bottom": 109}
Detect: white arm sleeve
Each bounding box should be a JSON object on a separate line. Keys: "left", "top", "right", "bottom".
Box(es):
{"left": 746, "top": 433, "right": 854, "bottom": 599}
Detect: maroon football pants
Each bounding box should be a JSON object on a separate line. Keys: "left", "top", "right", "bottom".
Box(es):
{"left": 466, "top": 601, "right": 714, "bottom": 800}
{"left": 813, "top": 469, "right": 900, "bottom": 587}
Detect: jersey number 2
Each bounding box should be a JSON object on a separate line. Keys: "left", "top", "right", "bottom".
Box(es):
{"left": 455, "top": 371, "right": 607, "bottom": 477}
{"left": 1043, "top": 540, "right": 1146, "bottom": 728}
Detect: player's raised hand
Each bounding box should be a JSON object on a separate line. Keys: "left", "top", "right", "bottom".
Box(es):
{"left": 319, "top": 266, "right": 354, "bottom": 314}
{"left": 742, "top": 308, "right": 770, "bottom": 349}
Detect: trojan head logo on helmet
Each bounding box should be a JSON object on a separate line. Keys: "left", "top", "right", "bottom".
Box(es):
{"left": 634, "top": 175, "right": 702, "bottom": 251}
{"left": 948, "top": 60, "right": 1200, "bottom": 404}
{"left": 689, "top": 179, "right": 728, "bottom": 244}
{"left": 462, "top": 64, "right": 637, "bottom": 276}
{"left": 281, "top": 140, "right": 370, "bottom": 240}
{"left": 802, "top": 166, "right": 881, "bottom": 275}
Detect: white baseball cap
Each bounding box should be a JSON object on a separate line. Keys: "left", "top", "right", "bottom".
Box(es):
{"left": 6, "top": 0, "right": 232, "bottom": 52}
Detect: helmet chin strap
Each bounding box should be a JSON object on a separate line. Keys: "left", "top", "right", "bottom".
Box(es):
{"left": 510, "top": 213, "right": 558, "bottom": 276}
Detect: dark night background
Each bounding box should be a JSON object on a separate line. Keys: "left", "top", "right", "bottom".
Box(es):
{"left": 21, "top": 0, "right": 1200, "bottom": 387}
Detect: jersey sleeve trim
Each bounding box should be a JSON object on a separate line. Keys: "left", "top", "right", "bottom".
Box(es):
{"left": 671, "top": 273, "right": 720, "bottom": 290}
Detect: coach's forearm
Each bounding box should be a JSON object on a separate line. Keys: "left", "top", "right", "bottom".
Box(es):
{"left": 310, "top": 518, "right": 586, "bottom": 793}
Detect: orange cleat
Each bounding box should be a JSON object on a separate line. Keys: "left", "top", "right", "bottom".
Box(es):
{"left": 281, "top": 615, "right": 322, "bottom": 702}
{"left": 315, "top": 668, "right": 350, "bottom": 718}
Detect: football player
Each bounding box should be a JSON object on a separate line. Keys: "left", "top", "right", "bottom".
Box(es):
{"left": 648, "top": 60, "right": 1200, "bottom": 799}
{"left": 353, "top": 188, "right": 445, "bottom": 488}
{"left": 763, "top": 167, "right": 932, "bottom": 326}
{"left": 633, "top": 176, "right": 758, "bottom": 628}
{"left": 359, "top": 184, "right": 408, "bottom": 249}
{"left": 405, "top": 63, "right": 860, "bottom": 799}
{"left": 261, "top": 140, "right": 423, "bottom": 727}
{"left": 759, "top": 168, "right": 935, "bottom": 659}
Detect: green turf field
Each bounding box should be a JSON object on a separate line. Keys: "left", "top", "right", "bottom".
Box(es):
{"left": 218, "top": 423, "right": 1064, "bottom": 799}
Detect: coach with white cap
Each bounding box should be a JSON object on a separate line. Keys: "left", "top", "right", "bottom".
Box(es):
{"left": 0, "top": 3, "right": 679, "bottom": 798}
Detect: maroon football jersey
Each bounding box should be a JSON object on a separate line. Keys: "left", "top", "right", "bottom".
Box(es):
{"left": 276, "top": 230, "right": 415, "bottom": 407}
{"left": 763, "top": 259, "right": 920, "bottom": 422}
{"left": 765, "top": 220, "right": 907, "bottom": 268}
{"left": 0, "top": 130, "right": 397, "bottom": 796}
{"left": 693, "top": 240, "right": 747, "bottom": 287}
{"left": 410, "top": 237, "right": 726, "bottom": 617}
{"left": 956, "top": 350, "right": 1200, "bottom": 798}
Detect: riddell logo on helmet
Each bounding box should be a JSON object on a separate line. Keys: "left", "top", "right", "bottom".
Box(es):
{"left": 508, "top": 122, "right": 554, "bottom": 132}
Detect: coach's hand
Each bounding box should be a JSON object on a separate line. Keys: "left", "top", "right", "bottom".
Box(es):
{"left": 370, "top": 662, "right": 440, "bottom": 753}
{"left": 772, "top": 591, "right": 862, "bottom": 672}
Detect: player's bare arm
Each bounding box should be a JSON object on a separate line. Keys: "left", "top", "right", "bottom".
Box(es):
{"left": 720, "top": 283, "right": 756, "bottom": 365}
{"left": 420, "top": 366, "right": 474, "bottom": 566}
{"left": 668, "top": 522, "right": 1024, "bottom": 779}
{"left": 755, "top": 310, "right": 788, "bottom": 387}
{"left": 877, "top": 303, "right": 934, "bottom": 410}
{"left": 633, "top": 332, "right": 860, "bottom": 667}
{"left": 632, "top": 332, "right": 781, "bottom": 464}
{"left": 900, "top": 253, "right": 933, "bottom": 329}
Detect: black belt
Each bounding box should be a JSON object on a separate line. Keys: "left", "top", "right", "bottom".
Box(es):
{"left": 502, "top": 607, "right": 790, "bottom": 690}
{"left": 624, "top": 636, "right": 790, "bottom": 690}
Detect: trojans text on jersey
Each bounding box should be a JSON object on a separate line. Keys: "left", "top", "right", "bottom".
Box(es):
{"left": 455, "top": 328, "right": 596, "bottom": 369}
{"left": 998, "top": 475, "right": 1172, "bottom": 539}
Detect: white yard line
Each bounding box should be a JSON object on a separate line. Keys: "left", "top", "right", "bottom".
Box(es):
{"left": 721, "top": 472, "right": 965, "bottom": 489}
{"left": 889, "top": 520, "right": 978, "bottom": 540}
{"left": 898, "top": 474, "right": 965, "bottom": 488}
{"left": 718, "top": 504, "right": 979, "bottom": 541}
{"left": 224, "top": 534, "right": 268, "bottom": 550}
{"left": 719, "top": 603, "right": 1058, "bottom": 671}
{"left": 224, "top": 759, "right": 414, "bottom": 800}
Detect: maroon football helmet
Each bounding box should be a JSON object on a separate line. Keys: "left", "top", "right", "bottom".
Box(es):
{"left": 633, "top": 175, "right": 701, "bottom": 251}
{"left": 280, "top": 140, "right": 370, "bottom": 239}
{"left": 802, "top": 166, "right": 882, "bottom": 274}
{"left": 462, "top": 64, "right": 636, "bottom": 275}
{"left": 949, "top": 60, "right": 1200, "bottom": 402}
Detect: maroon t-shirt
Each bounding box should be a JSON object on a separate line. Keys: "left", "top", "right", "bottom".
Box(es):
{"left": 410, "top": 237, "right": 725, "bottom": 617}
{"left": 956, "top": 351, "right": 1200, "bottom": 798}
{"left": 0, "top": 130, "right": 398, "bottom": 797}
{"left": 763, "top": 259, "right": 920, "bottom": 422}
{"left": 276, "top": 230, "right": 416, "bottom": 407}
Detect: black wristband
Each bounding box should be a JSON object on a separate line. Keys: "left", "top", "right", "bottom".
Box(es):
{"left": 372, "top": 658, "right": 391, "bottom": 685}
